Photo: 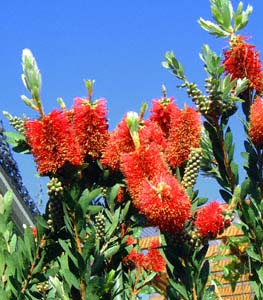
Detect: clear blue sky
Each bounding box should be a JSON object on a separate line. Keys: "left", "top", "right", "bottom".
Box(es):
{"left": 0, "top": 0, "right": 263, "bottom": 211}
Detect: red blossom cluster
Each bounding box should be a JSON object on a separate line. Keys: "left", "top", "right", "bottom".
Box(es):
{"left": 194, "top": 201, "right": 230, "bottom": 239}
{"left": 150, "top": 97, "right": 180, "bottom": 138}
{"left": 121, "top": 143, "right": 170, "bottom": 204}
{"left": 223, "top": 35, "right": 263, "bottom": 95}
{"left": 248, "top": 97, "right": 263, "bottom": 147}
{"left": 123, "top": 241, "right": 166, "bottom": 273}
{"left": 103, "top": 97, "right": 201, "bottom": 232}
{"left": 137, "top": 174, "right": 191, "bottom": 232}
{"left": 165, "top": 105, "right": 201, "bottom": 168}
{"left": 101, "top": 116, "right": 166, "bottom": 171}
{"left": 25, "top": 98, "right": 108, "bottom": 175}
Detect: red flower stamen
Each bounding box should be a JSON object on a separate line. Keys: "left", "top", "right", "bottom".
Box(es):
{"left": 194, "top": 201, "right": 228, "bottom": 239}
{"left": 166, "top": 105, "right": 201, "bottom": 168}
{"left": 223, "top": 35, "right": 263, "bottom": 95}
{"left": 138, "top": 173, "right": 191, "bottom": 232}
{"left": 73, "top": 97, "right": 109, "bottom": 161}
{"left": 150, "top": 96, "right": 180, "bottom": 139}
{"left": 25, "top": 110, "right": 82, "bottom": 175}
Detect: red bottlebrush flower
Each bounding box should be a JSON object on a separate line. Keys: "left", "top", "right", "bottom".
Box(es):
{"left": 194, "top": 201, "right": 227, "bottom": 239}
{"left": 248, "top": 97, "right": 263, "bottom": 147}
{"left": 25, "top": 110, "right": 82, "bottom": 175}
{"left": 123, "top": 248, "right": 145, "bottom": 269}
{"left": 138, "top": 173, "right": 191, "bottom": 232}
{"left": 146, "top": 241, "right": 166, "bottom": 273}
{"left": 166, "top": 105, "right": 201, "bottom": 168}
{"left": 101, "top": 116, "right": 135, "bottom": 171}
{"left": 223, "top": 35, "right": 263, "bottom": 95}
{"left": 101, "top": 116, "right": 166, "bottom": 171}
{"left": 124, "top": 241, "right": 165, "bottom": 273}
{"left": 139, "top": 119, "right": 166, "bottom": 150}
{"left": 150, "top": 96, "right": 180, "bottom": 139}
{"left": 73, "top": 97, "right": 109, "bottom": 161}
{"left": 120, "top": 142, "right": 170, "bottom": 205}
{"left": 126, "top": 236, "right": 136, "bottom": 246}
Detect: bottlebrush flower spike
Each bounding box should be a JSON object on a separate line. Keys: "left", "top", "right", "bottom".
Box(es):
{"left": 139, "top": 120, "right": 166, "bottom": 150}
{"left": 248, "top": 97, "right": 263, "bottom": 147}
{"left": 223, "top": 35, "right": 263, "bottom": 95}
{"left": 25, "top": 110, "right": 82, "bottom": 175}
{"left": 102, "top": 117, "right": 166, "bottom": 171}
{"left": 194, "top": 201, "right": 229, "bottom": 239}
{"left": 150, "top": 96, "right": 180, "bottom": 139}
{"left": 72, "top": 97, "right": 109, "bottom": 161}
{"left": 166, "top": 105, "right": 201, "bottom": 168}
{"left": 101, "top": 116, "right": 136, "bottom": 171}
{"left": 138, "top": 173, "right": 191, "bottom": 232}
{"left": 146, "top": 241, "right": 166, "bottom": 273}
{"left": 123, "top": 241, "right": 166, "bottom": 273}
{"left": 120, "top": 142, "right": 170, "bottom": 204}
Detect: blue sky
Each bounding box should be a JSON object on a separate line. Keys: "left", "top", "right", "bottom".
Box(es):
{"left": 1, "top": 0, "right": 263, "bottom": 210}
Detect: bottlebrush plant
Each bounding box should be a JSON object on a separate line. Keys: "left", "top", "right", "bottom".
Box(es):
{"left": 1, "top": 0, "right": 262, "bottom": 300}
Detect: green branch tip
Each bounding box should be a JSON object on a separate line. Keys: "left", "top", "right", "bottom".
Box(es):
{"left": 199, "top": 0, "right": 253, "bottom": 37}
{"left": 22, "top": 48, "right": 42, "bottom": 95}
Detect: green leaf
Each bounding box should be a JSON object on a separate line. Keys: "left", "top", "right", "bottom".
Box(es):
{"left": 79, "top": 188, "right": 101, "bottom": 214}
{"left": 234, "top": 78, "right": 248, "bottom": 96}
{"left": 162, "top": 51, "right": 185, "bottom": 80}
{"left": 23, "top": 227, "right": 35, "bottom": 262}
{"left": 255, "top": 264, "right": 263, "bottom": 285}
{"left": 254, "top": 223, "right": 263, "bottom": 243}
{"left": 58, "top": 240, "right": 78, "bottom": 268}
{"left": 82, "top": 231, "right": 95, "bottom": 262}
{"left": 234, "top": 4, "right": 253, "bottom": 32}
{"left": 2, "top": 191, "right": 13, "bottom": 221}
{"left": 197, "top": 197, "right": 208, "bottom": 206}
{"left": 63, "top": 208, "right": 74, "bottom": 235}
{"left": 87, "top": 205, "right": 103, "bottom": 215}
{"left": 119, "top": 200, "right": 131, "bottom": 222}
{"left": 103, "top": 269, "right": 115, "bottom": 293}
{"left": 210, "top": 0, "right": 234, "bottom": 30}
{"left": 4, "top": 131, "right": 26, "bottom": 144}
{"left": 168, "top": 278, "right": 189, "bottom": 300}
{"left": 200, "top": 44, "right": 222, "bottom": 77}
{"left": 86, "top": 276, "right": 100, "bottom": 300}
{"left": 250, "top": 280, "right": 261, "bottom": 299}
{"left": 32, "top": 253, "right": 45, "bottom": 276}
{"left": 139, "top": 284, "right": 156, "bottom": 296}
{"left": 197, "top": 260, "right": 210, "bottom": 295}
{"left": 104, "top": 245, "right": 120, "bottom": 259}
{"left": 230, "top": 161, "right": 239, "bottom": 184}
{"left": 106, "top": 207, "right": 121, "bottom": 238}
{"left": 35, "top": 215, "right": 48, "bottom": 230}
{"left": 198, "top": 18, "right": 230, "bottom": 37}
{"left": 49, "top": 276, "right": 70, "bottom": 300}
{"left": 63, "top": 270, "right": 80, "bottom": 290}
{"left": 224, "top": 127, "right": 233, "bottom": 154}
{"left": 106, "top": 184, "right": 120, "bottom": 211}
{"left": 111, "top": 263, "right": 125, "bottom": 300}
